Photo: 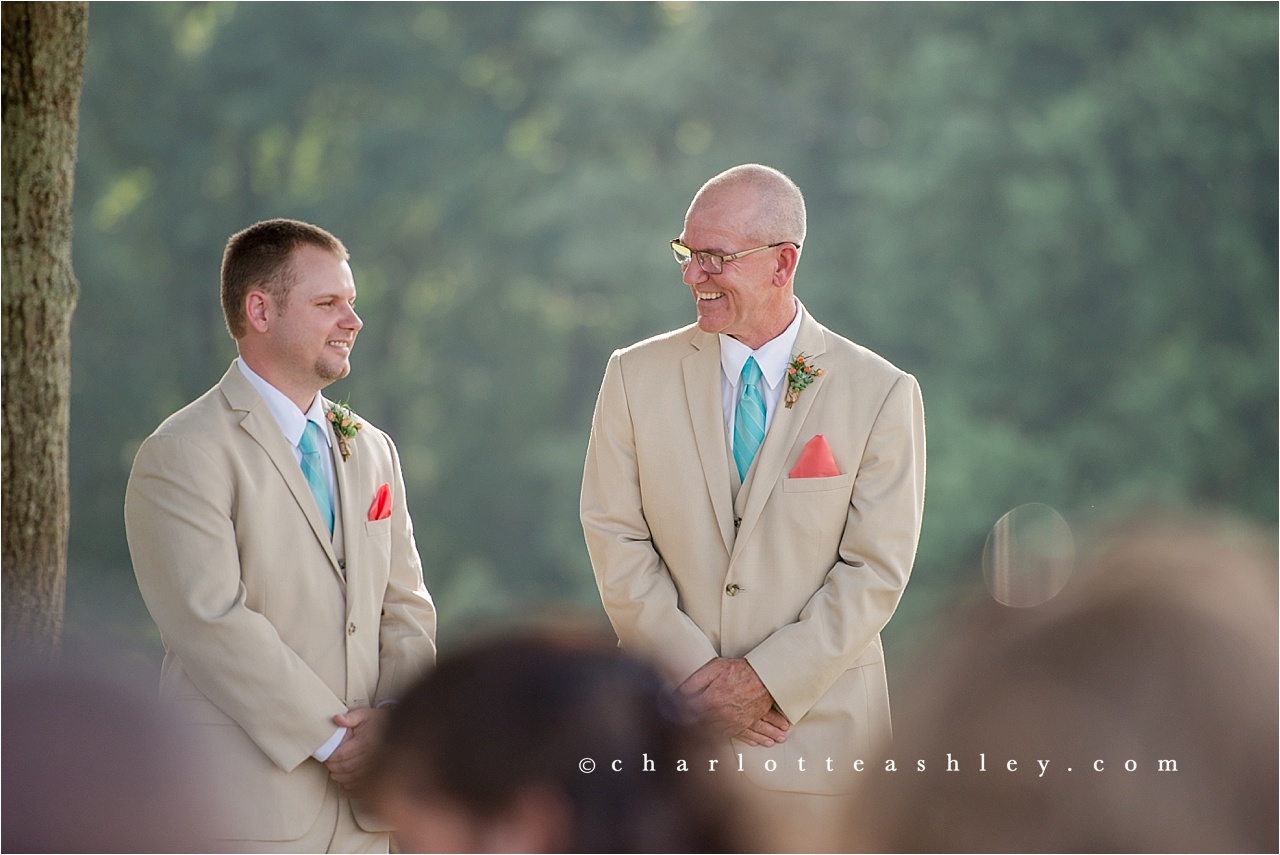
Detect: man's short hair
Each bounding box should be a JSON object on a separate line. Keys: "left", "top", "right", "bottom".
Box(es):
{"left": 693, "top": 164, "right": 807, "bottom": 247}
{"left": 220, "top": 218, "right": 349, "bottom": 339}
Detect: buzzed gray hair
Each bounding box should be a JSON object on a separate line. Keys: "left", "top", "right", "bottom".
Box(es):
{"left": 692, "top": 164, "right": 807, "bottom": 247}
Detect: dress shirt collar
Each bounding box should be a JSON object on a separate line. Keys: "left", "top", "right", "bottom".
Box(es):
{"left": 718, "top": 297, "right": 804, "bottom": 390}
{"left": 235, "top": 357, "right": 331, "bottom": 449}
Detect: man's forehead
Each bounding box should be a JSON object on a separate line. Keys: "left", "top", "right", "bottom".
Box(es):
{"left": 285, "top": 249, "right": 356, "bottom": 298}
{"left": 682, "top": 213, "right": 753, "bottom": 251}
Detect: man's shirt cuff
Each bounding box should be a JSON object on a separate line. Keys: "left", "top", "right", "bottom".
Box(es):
{"left": 312, "top": 726, "right": 346, "bottom": 762}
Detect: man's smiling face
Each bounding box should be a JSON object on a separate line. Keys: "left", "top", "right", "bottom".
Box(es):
{"left": 679, "top": 184, "right": 794, "bottom": 351}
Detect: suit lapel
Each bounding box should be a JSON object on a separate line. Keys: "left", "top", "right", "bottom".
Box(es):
{"left": 683, "top": 330, "right": 736, "bottom": 555}
{"left": 732, "top": 310, "right": 829, "bottom": 560}
{"left": 220, "top": 367, "right": 344, "bottom": 579}
{"left": 327, "top": 398, "right": 360, "bottom": 574}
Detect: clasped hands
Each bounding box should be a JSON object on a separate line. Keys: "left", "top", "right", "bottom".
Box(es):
{"left": 677, "top": 657, "right": 790, "bottom": 747}
{"left": 324, "top": 706, "right": 388, "bottom": 788}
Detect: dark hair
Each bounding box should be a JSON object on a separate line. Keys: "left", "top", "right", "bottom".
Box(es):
{"left": 220, "top": 218, "right": 347, "bottom": 338}
{"left": 369, "top": 629, "right": 743, "bottom": 852}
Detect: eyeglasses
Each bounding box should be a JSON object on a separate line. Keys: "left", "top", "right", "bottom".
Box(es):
{"left": 670, "top": 239, "right": 799, "bottom": 275}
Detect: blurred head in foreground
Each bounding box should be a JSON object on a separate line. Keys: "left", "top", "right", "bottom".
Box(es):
{"left": 2, "top": 660, "right": 219, "bottom": 853}
{"left": 366, "top": 628, "right": 743, "bottom": 853}
{"left": 850, "top": 514, "right": 1279, "bottom": 853}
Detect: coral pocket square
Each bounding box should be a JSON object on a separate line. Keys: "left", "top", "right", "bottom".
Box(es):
{"left": 789, "top": 435, "right": 841, "bottom": 478}
{"left": 369, "top": 483, "right": 392, "bottom": 521}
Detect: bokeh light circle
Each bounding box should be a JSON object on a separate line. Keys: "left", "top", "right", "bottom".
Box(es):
{"left": 982, "top": 503, "right": 1075, "bottom": 608}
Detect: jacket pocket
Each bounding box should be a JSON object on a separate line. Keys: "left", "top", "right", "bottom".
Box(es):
{"left": 364, "top": 517, "right": 392, "bottom": 537}
{"left": 782, "top": 472, "right": 853, "bottom": 493}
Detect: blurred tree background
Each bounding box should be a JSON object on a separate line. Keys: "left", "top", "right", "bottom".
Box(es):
{"left": 66, "top": 2, "right": 1277, "bottom": 678}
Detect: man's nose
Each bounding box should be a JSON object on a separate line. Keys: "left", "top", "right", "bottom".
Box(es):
{"left": 682, "top": 259, "right": 710, "bottom": 286}
{"left": 343, "top": 304, "right": 363, "bottom": 330}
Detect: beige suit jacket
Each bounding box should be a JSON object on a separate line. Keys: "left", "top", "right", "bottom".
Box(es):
{"left": 581, "top": 307, "right": 925, "bottom": 793}
{"left": 125, "top": 364, "right": 437, "bottom": 841}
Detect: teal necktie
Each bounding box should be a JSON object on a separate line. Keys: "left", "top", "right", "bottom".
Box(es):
{"left": 733, "top": 357, "right": 766, "bottom": 481}
{"left": 299, "top": 421, "right": 335, "bottom": 534}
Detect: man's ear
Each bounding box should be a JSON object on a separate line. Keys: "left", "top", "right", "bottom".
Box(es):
{"left": 772, "top": 243, "right": 800, "bottom": 288}
{"left": 245, "top": 290, "right": 271, "bottom": 334}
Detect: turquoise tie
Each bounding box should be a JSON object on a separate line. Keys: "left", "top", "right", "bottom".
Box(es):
{"left": 733, "top": 357, "right": 766, "bottom": 481}
{"left": 299, "top": 421, "right": 334, "bottom": 534}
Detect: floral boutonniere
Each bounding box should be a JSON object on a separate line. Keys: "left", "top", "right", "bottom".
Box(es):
{"left": 784, "top": 353, "right": 824, "bottom": 409}
{"left": 325, "top": 398, "right": 362, "bottom": 461}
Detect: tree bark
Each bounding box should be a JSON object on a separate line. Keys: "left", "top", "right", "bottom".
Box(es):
{"left": 2, "top": 2, "right": 88, "bottom": 663}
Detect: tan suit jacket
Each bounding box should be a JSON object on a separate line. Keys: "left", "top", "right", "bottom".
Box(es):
{"left": 581, "top": 306, "right": 925, "bottom": 794}
{"left": 125, "top": 364, "right": 436, "bottom": 842}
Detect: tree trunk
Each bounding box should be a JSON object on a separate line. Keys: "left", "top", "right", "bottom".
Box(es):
{"left": 2, "top": 2, "right": 88, "bottom": 664}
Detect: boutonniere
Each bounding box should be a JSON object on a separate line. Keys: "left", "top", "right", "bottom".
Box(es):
{"left": 325, "top": 398, "right": 362, "bottom": 461}
{"left": 784, "top": 353, "right": 824, "bottom": 409}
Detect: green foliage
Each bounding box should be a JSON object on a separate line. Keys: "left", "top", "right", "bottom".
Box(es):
{"left": 67, "top": 3, "right": 1277, "bottom": 667}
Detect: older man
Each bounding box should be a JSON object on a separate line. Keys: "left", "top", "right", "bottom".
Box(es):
{"left": 580, "top": 164, "right": 925, "bottom": 845}
{"left": 125, "top": 219, "right": 436, "bottom": 852}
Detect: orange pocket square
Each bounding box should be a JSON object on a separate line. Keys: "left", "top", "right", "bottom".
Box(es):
{"left": 368, "top": 483, "right": 392, "bottom": 521}
{"left": 789, "top": 435, "right": 841, "bottom": 478}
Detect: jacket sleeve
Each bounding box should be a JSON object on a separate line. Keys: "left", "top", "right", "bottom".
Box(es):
{"left": 580, "top": 350, "right": 720, "bottom": 684}
{"left": 125, "top": 432, "right": 347, "bottom": 772}
{"left": 371, "top": 432, "right": 437, "bottom": 703}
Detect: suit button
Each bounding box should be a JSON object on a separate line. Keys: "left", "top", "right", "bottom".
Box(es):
{"left": 726, "top": 584, "right": 740, "bottom": 597}
{"left": 733, "top": 517, "right": 741, "bottom": 529}
{"left": 347, "top": 622, "right": 357, "bottom": 636}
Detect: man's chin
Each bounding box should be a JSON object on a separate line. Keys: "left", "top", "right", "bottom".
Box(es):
{"left": 316, "top": 360, "right": 351, "bottom": 384}
{"left": 695, "top": 313, "right": 729, "bottom": 335}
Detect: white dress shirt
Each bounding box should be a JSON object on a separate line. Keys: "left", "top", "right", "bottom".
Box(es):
{"left": 235, "top": 358, "right": 337, "bottom": 502}
{"left": 719, "top": 298, "right": 805, "bottom": 453}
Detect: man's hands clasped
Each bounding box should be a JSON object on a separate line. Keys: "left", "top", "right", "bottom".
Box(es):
{"left": 677, "top": 657, "right": 790, "bottom": 747}
{"left": 324, "top": 706, "right": 389, "bottom": 788}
